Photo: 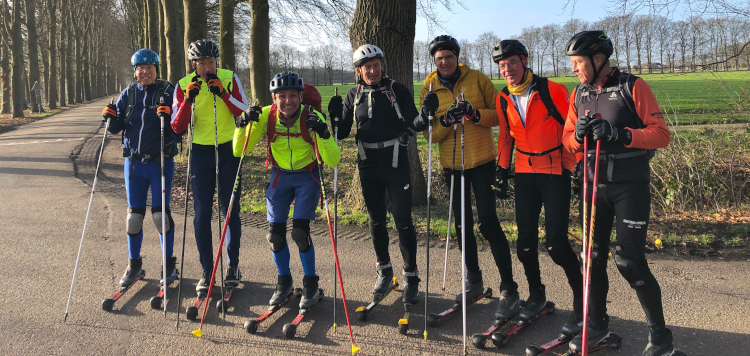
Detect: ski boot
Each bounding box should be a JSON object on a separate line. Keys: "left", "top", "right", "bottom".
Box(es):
{"left": 569, "top": 316, "right": 610, "bottom": 353}
{"left": 299, "top": 275, "right": 321, "bottom": 309}
{"left": 456, "top": 270, "right": 484, "bottom": 304}
{"left": 372, "top": 261, "right": 394, "bottom": 302}
{"left": 561, "top": 298, "right": 583, "bottom": 336}
{"left": 643, "top": 327, "right": 685, "bottom": 356}
{"left": 495, "top": 281, "right": 520, "bottom": 320}
{"left": 520, "top": 285, "right": 547, "bottom": 321}
{"left": 196, "top": 269, "right": 213, "bottom": 294}
{"left": 159, "top": 256, "right": 178, "bottom": 286}
{"left": 270, "top": 274, "right": 294, "bottom": 306}
{"left": 224, "top": 265, "right": 241, "bottom": 288}
{"left": 119, "top": 258, "right": 143, "bottom": 287}
{"left": 402, "top": 269, "right": 420, "bottom": 305}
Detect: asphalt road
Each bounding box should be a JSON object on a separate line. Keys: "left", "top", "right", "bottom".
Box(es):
{"left": 0, "top": 100, "right": 748, "bottom": 356}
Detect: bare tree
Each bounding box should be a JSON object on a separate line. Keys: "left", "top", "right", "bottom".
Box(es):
{"left": 183, "top": 0, "right": 207, "bottom": 72}
{"left": 163, "top": 0, "right": 185, "bottom": 83}
{"left": 1, "top": 38, "right": 9, "bottom": 113}
{"left": 47, "top": 0, "right": 57, "bottom": 108}
{"left": 2, "top": 0, "right": 26, "bottom": 117}
{"left": 248, "top": 0, "right": 270, "bottom": 105}
{"left": 219, "top": 0, "right": 237, "bottom": 71}
{"left": 26, "top": 0, "right": 42, "bottom": 111}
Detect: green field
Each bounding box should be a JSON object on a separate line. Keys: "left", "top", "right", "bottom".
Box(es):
{"left": 254, "top": 71, "right": 749, "bottom": 125}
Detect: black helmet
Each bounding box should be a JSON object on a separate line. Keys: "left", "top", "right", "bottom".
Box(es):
{"left": 187, "top": 39, "right": 220, "bottom": 61}
{"left": 492, "top": 40, "right": 529, "bottom": 63}
{"left": 429, "top": 35, "right": 460, "bottom": 57}
{"left": 565, "top": 31, "right": 613, "bottom": 58}
{"left": 270, "top": 72, "right": 304, "bottom": 93}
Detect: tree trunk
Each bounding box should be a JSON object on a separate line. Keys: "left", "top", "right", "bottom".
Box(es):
{"left": 74, "top": 33, "right": 82, "bottom": 103}
{"left": 1, "top": 40, "right": 10, "bottom": 114}
{"left": 26, "top": 0, "right": 41, "bottom": 112}
{"left": 83, "top": 36, "right": 91, "bottom": 101}
{"left": 349, "top": 0, "right": 426, "bottom": 206}
{"left": 158, "top": 0, "right": 167, "bottom": 78}
{"left": 162, "top": 0, "right": 185, "bottom": 83}
{"left": 47, "top": 0, "right": 57, "bottom": 109}
{"left": 248, "top": 0, "right": 270, "bottom": 105}
{"left": 183, "top": 0, "right": 207, "bottom": 73}
{"left": 147, "top": 0, "right": 159, "bottom": 53}
{"left": 219, "top": 0, "right": 236, "bottom": 71}
{"left": 9, "top": 0, "right": 25, "bottom": 117}
{"left": 65, "top": 22, "right": 74, "bottom": 105}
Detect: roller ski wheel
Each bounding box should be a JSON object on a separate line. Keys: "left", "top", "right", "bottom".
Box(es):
{"left": 150, "top": 296, "right": 163, "bottom": 309}
{"left": 102, "top": 269, "right": 146, "bottom": 312}
{"left": 282, "top": 288, "right": 323, "bottom": 339}
{"left": 186, "top": 306, "right": 198, "bottom": 321}
{"left": 525, "top": 345, "right": 543, "bottom": 356}
{"left": 398, "top": 322, "right": 408, "bottom": 335}
{"left": 471, "top": 333, "right": 487, "bottom": 349}
{"left": 244, "top": 288, "right": 302, "bottom": 335}
{"left": 471, "top": 300, "right": 523, "bottom": 349}
{"left": 397, "top": 304, "right": 413, "bottom": 335}
{"left": 216, "top": 299, "right": 227, "bottom": 313}
{"left": 282, "top": 323, "right": 297, "bottom": 339}
{"left": 491, "top": 301, "right": 555, "bottom": 348}
{"left": 426, "top": 313, "right": 440, "bottom": 327}
{"left": 608, "top": 332, "right": 622, "bottom": 349}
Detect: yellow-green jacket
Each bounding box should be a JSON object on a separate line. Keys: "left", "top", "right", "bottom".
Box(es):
{"left": 420, "top": 64, "right": 499, "bottom": 169}
{"left": 233, "top": 104, "right": 340, "bottom": 170}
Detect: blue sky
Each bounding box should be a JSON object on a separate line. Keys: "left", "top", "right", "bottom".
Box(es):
{"left": 413, "top": 0, "right": 691, "bottom": 42}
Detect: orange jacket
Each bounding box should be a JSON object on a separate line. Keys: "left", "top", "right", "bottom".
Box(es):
{"left": 496, "top": 77, "right": 575, "bottom": 174}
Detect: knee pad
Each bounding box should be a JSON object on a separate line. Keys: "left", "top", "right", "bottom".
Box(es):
{"left": 266, "top": 222, "right": 287, "bottom": 253}
{"left": 151, "top": 206, "right": 173, "bottom": 234}
{"left": 126, "top": 207, "right": 146, "bottom": 235}
{"left": 291, "top": 219, "right": 312, "bottom": 253}
{"left": 615, "top": 252, "right": 656, "bottom": 291}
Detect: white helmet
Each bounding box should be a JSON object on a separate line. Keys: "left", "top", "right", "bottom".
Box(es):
{"left": 353, "top": 44, "right": 384, "bottom": 67}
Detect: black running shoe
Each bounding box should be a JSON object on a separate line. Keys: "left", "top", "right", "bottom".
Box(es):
{"left": 224, "top": 265, "right": 241, "bottom": 288}
{"left": 119, "top": 258, "right": 143, "bottom": 287}
{"left": 196, "top": 269, "right": 213, "bottom": 294}
{"left": 159, "top": 257, "right": 178, "bottom": 286}
{"left": 299, "top": 275, "right": 320, "bottom": 309}
{"left": 519, "top": 285, "right": 547, "bottom": 321}
{"left": 643, "top": 327, "right": 677, "bottom": 356}
{"left": 372, "top": 261, "right": 394, "bottom": 302}
{"left": 401, "top": 269, "right": 420, "bottom": 305}
{"left": 495, "top": 281, "right": 520, "bottom": 320}
{"left": 269, "top": 274, "right": 294, "bottom": 306}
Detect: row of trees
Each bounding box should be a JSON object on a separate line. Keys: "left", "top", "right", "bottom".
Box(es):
{"left": 423, "top": 15, "right": 750, "bottom": 79}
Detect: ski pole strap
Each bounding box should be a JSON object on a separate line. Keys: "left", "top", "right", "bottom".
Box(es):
{"left": 587, "top": 149, "right": 653, "bottom": 181}
{"left": 358, "top": 138, "right": 401, "bottom": 168}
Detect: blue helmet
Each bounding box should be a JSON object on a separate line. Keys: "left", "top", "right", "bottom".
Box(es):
{"left": 131, "top": 49, "right": 160, "bottom": 68}
{"left": 269, "top": 72, "right": 304, "bottom": 93}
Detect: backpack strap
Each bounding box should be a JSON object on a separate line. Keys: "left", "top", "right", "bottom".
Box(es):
{"left": 265, "top": 104, "right": 317, "bottom": 169}
{"left": 534, "top": 76, "right": 565, "bottom": 126}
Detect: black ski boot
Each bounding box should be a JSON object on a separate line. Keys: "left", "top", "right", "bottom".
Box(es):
{"left": 224, "top": 265, "right": 241, "bottom": 288}
{"left": 159, "top": 256, "right": 178, "bottom": 286}
{"left": 561, "top": 298, "right": 583, "bottom": 335}
{"left": 299, "top": 275, "right": 321, "bottom": 309}
{"left": 372, "top": 261, "right": 394, "bottom": 302}
{"left": 643, "top": 327, "right": 680, "bottom": 356}
{"left": 196, "top": 269, "right": 213, "bottom": 294}
{"left": 495, "top": 281, "right": 520, "bottom": 320}
{"left": 402, "top": 269, "right": 420, "bottom": 305}
{"left": 455, "top": 270, "right": 484, "bottom": 304}
{"left": 569, "top": 316, "right": 610, "bottom": 353}
{"left": 119, "top": 258, "right": 143, "bottom": 287}
{"left": 519, "top": 284, "right": 547, "bottom": 321}
{"left": 269, "top": 274, "right": 294, "bottom": 306}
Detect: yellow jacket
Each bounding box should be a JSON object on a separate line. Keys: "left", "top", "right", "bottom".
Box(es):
{"left": 421, "top": 64, "right": 499, "bottom": 170}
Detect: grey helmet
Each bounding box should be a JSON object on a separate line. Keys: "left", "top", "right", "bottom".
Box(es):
{"left": 270, "top": 72, "right": 304, "bottom": 93}
{"left": 352, "top": 44, "right": 384, "bottom": 67}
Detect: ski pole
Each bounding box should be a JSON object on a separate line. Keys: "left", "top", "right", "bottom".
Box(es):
{"left": 441, "top": 125, "right": 457, "bottom": 291}
{"left": 192, "top": 99, "right": 256, "bottom": 338}
{"left": 311, "top": 132, "right": 360, "bottom": 355}
{"left": 212, "top": 93, "right": 226, "bottom": 320}
{"left": 459, "top": 92, "right": 467, "bottom": 355}
{"left": 333, "top": 86, "right": 339, "bottom": 332}
{"left": 159, "top": 97, "right": 168, "bottom": 318}
{"left": 582, "top": 138, "right": 602, "bottom": 356}
{"left": 176, "top": 102, "right": 196, "bottom": 329}
{"left": 64, "top": 98, "right": 115, "bottom": 322}
{"left": 424, "top": 82, "right": 433, "bottom": 340}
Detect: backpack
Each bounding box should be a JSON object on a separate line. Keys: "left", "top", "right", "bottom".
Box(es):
{"left": 123, "top": 80, "right": 182, "bottom": 156}
{"left": 264, "top": 84, "right": 323, "bottom": 169}
{"left": 574, "top": 71, "right": 637, "bottom": 117}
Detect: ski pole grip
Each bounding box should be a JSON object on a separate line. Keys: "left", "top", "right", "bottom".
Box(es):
{"left": 334, "top": 87, "right": 339, "bottom": 122}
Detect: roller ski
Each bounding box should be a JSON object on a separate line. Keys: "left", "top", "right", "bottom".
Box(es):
{"left": 356, "top": 262, "right": 399, "bottom": 322}
{"left": 526, "top": 301, "right": 583, "bottom": 355}
{"left": 426, "top": 288, "right": 493, "bottom": 327}
{"left": 470, "top": 284, "right": 523, "bottom": 349}
{"left": 561, "top": 331, "right": 622, "bottom": 355}
{"left": 215, "top": 265, "right": 241, "bottom": 313}
{"left": 244, "top": 288, "right": 302, "bottom": 334}
{"left": 397, "top": 269, "right": 420, "bottom": 335}
{"left": 150, "top": 257, "right": 178, "bottom": 309}
{"left": 490, "top": 301, "right": 555, "bottom": 348}
{"left": 642, "top": 328, "right": 687, "bottom": 356}
{"left": 525, "top": 328, "right": 579, "bottom": 356}
{"left": 102, "top": 259, "right": 146, "bottom": 311}
{"left": 185, "top": 269, "right": 212, "bottom": 321}
{"left": 282, "top": 276, "right": 324, "bottom": 339}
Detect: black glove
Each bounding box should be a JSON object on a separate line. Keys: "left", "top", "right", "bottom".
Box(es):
{"left": 328, "top": 95, "right": 343, "bottom": 121}
{"left": 421, "top": 91, "right": 439, "bottom": 119}
{"left": 156, "top": 97, "right": 171, "bottom": 125}
{"left": 306, "top": 113, "right": 330, "bottom": 139}
{"left": 205, "top": 73, "right": 226, "bottom": 97}
{"left": 237, "top": 105, "right": 262, "bottom": 128}
{"left": 186, "top": 76, "right": 202, "bottom": 103}
{"left": 574, "top": 113, "right": 598, "bottom": 143}
{"left": 590, "top": 118, "right": 621, "bottom": 142}
{"left": 494, "top": 167, "right": 511, "bottom": 199}
{"left": 101, "top": 103, "right": 117, "bottom": 123}
{"left": 440, "top": 102, "right": 464, "bottom": 127}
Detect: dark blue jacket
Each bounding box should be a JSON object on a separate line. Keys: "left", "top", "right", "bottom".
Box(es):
{"left": 108, "top": 80, "right": 177, "bottom": 157}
